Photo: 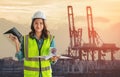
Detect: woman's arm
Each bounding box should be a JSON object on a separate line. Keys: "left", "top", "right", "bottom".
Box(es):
{"left": 15, "top": 37, "right": 24, "bottom": 61}
{"left": 9, "top": 34, "right": 20, "bottom": 52}
{"left": 9, "top": 34, "right": 24, "bottom": 61}
{"left": 15, "top": 50, "right": 24, "bottom": 61}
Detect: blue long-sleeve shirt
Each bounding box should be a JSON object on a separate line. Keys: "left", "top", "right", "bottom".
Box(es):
{"left": 15, "top": 35, "right": 56, "bottom": 61}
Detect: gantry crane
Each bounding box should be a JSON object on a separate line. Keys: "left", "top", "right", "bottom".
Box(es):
{"left": 67, "top": 6, "right": 120, "bottom": 61}
{"left": 67, "top": 6, "right": 82, "bottom": 59}
{"left": 83, "top": 6, "right": 103, "bottom": 60}
{"left": 85, "top": 6, "right": 120, "bottom": 61}
{"left": 86, "top": 6, "right": 102, "bottom": 46}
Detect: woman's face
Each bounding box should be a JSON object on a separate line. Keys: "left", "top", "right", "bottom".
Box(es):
{"left": 33, "top": 18, "right": 44, "bottom": 33}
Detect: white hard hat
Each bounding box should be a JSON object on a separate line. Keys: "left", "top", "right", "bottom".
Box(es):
{"left": 32, "top": 11, "right": 46, "bottom": 20}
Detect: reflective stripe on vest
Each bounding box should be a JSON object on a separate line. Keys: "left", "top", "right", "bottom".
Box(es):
{"left": 24, "top": 66, "right": 51, "bottom": 71}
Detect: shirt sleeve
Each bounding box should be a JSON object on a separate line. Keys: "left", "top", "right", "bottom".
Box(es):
{"left": 50, "top": 38, "right": 55, "bottom": 48}
{"left": 15, "top": 50, "right": 24, "bottom": 61}
{"left": 15, "top": 37, "right": 24, "bottom": 61}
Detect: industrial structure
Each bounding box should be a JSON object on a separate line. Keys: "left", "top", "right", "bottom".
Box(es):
{"left": 0, "top": 6, "right": 120, "bottom": 77}
{"left": 52, "top": 5, "right": 120, "bottom": 77}
{"left": 0, "top": 57, "right": 23, "bottom": 77}
{"left": 67, "top": 6, "right": 120, "bottom": 61}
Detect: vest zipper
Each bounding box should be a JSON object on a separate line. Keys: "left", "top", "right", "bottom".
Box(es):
{"left": 36, "top": 39, "right": 44, "bottom": 77}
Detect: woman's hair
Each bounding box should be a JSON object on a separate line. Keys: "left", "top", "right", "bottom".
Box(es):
{"left": 29, "top": 18, "right": 49, "bottom": 39}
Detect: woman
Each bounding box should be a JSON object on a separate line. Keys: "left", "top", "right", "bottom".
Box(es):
{"left": 9, "top": 11, "right": 58, "bottom": 77}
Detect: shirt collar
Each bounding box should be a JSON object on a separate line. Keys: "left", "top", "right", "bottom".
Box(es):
{"left": 33, "top": 34, "right": 43, "bottom": 41}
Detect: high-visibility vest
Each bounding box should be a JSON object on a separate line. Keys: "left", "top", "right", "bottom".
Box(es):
{"left": 23, "top": 35, "right": 53, "bottom": 77}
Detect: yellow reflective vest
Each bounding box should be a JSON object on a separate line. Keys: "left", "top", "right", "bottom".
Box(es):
{"left": 23, "top": 35, "right": 53, "bottom": 77}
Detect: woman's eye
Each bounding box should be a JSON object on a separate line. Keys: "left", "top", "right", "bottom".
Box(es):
{"left": 40, "top": 22, "right": 43, "bottom": 25}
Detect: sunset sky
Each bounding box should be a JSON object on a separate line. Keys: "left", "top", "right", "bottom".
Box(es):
{"left": 0, "top": 0, "right": 120, "bottom": 59}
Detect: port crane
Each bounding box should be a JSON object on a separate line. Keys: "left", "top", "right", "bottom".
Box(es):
{"left": 67, "top": 6, "right": 120, "bottom": 61}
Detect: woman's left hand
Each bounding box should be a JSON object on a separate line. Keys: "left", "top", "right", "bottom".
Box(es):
{"left": 51, "top": 48, "right": 57, "bottom": 54}
{"left": 51, "top": 56, "right": 60, "bottom": 61}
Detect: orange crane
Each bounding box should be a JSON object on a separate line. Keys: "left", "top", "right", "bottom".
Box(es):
{"left": 67, "top": 6, "right": 82, "bottom": 59}
{"left": 86, "top": 6, "right": 102, "bottom": 60}
{"left": 86, "top": 6, "right": 103, "bottom": 47}
{"left": 68, "top": 6, "right": 82, "bottom": 47}
{"left": 67, "top": 5, "right": 120, "bottom": 61}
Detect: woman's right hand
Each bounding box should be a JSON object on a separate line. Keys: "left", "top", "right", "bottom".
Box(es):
{"left": 9, "top": 34, "right": 20, "bottom": 52}
{"left": 9, "top": 34, "right": 19, "bottom": 44}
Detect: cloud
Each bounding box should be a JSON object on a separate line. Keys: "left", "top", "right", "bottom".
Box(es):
{"left": 0, "top": 0, "right": 64, "bottom": 13}
{"left": 99, "top": 22, "right": 120, "bottom": 46}
{"left": 0, "top": 0, "right": 32, "bottom": 6}
{"left": 74, "top": 16, "right": 86, "bottom": 22}
{"left": 0, "top": 6, "right": 33, "bottom": 13}
{"left": 94, "top": 16, "right": 110, "bottom": 23}
{"left": 109, "top": 23, "right": 120, "bottom": 46}
{"left": 109, "top": 22, "right": 120, "bottom": 36}
{"left": 0, "top": 0, "right": 67, "bottom": 6}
